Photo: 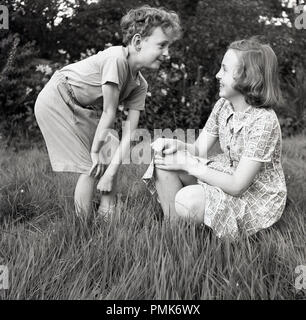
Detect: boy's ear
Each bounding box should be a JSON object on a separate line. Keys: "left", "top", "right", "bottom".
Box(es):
{"left": 131, "top": 33, "right": 142, "bottom": 51}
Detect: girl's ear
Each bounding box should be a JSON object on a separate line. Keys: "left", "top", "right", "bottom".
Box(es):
{"left": 131, "top": 33, "right": 142, "bottom": 51}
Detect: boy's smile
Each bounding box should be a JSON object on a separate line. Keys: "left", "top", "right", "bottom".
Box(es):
{"left": 137, "top": 27, "right": 171, "bottom": 69}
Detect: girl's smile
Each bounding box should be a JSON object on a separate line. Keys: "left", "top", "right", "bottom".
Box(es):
{"left": 216, "top": 49, "right": 252, "bottom": 112}
{"left": 216, "top": 49, "right": 240, "bottom": 100}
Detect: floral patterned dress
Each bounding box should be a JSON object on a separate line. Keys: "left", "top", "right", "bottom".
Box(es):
{"left": 200, "top": 98, "right": 287, "bottom": 239}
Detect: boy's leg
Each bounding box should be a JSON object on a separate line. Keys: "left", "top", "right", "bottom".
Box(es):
{"left": 97, "top": 135, "right": 119, "bottom": 217}
{"left": 74, "top": 173, "right": 96, "bottom": 218}
{"left": 97, "top": 173, "right": 118, "bottom": 218}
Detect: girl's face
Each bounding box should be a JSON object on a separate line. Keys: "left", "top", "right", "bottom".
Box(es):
{"left": 216, "top": 49, "right": 241, "bottom": 101}
{"left": 137, "top": 27, "right": 171, "bottom": 69}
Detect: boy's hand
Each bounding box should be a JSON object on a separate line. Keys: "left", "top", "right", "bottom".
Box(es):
{"left": 89, "top": 152, "right": 105, "bottom": 178}
{"left": 97, "top": 173, "right": 114, "bottom": 192}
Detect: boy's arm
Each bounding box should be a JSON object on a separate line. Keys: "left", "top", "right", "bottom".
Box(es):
{"left": 91, "top": 83, "right": 119, "bottom": 153}
{"left": 103, "top": 109, "right": 140, "bottom": 177}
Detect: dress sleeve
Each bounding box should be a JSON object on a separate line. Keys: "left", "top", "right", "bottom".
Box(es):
{"left": 123, "top": 80, "right": 148, "bottom": 111}
{"left": 100, "top": 56, "right": 126, "bottom": 91}
{"left": 242, "top": 112, "right": 280, "bottom": 162}
{"left": 203, "top": 98, "right": 225, "bottom": 137}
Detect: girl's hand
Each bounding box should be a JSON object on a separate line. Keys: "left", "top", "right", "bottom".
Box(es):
{"left": 89, "top": 152, "right": 105, "bottom": 178}
{"left": 97, "top": 173, "right": 114, "bottom": 192}
{"left": 151, "top": 138, "right": 183, "bottom": 156}
{"left": 154, "top": 150, "right": 198, "bottom": 171}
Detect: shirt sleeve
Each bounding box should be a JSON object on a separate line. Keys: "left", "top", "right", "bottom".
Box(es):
{"left": 123, "top": 80, "right": 148, "bottom": 111}
{"left": 242, "top": 112, "right": 280, "bottom": 162}
{"left": 100, "top": 56, "right": 126, "bottom": 91}
{"left": 203, "top": 98, "right": 225, "bottom": 137}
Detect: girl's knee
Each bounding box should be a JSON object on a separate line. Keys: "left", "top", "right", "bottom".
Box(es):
{"left": 155, "top": 167, "right": 168, "bottom": 176}
{"left": 175, "top": 185, "right": 205, "bottom": 221}
{"left": 174, "top": 187, "right": 192, "bottom": 218}
{"left": 155, "top": 167, "right": 176, "bottom": 181}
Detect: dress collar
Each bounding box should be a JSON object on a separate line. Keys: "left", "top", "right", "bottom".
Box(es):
{"left": 225, "top": 100, "right": 253, "bottom": 133}
{"left": 228, "top": 100, "right": 252, "bottom": 114}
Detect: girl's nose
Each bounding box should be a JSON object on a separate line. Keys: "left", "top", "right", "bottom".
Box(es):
{"left": 216, "top": 70, "right": 221, "bottom": 80}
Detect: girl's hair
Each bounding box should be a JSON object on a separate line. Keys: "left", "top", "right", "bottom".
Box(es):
{"left": 228, "top": 37, "right": 284, "bottom": 108}
{"left": 120, "top": 5, "right": 182, "bottom": 45}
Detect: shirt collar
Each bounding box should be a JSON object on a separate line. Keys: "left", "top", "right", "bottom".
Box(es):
{"left": 123, "top": 46, "right": 141, "bottom": 85}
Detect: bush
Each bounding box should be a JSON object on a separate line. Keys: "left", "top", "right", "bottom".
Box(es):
{"left": 1, "top": 0, "right": 305, "bottom": 148}
{"left": 279, "top": 65, "right": 306, "bottom": 137}
{"left": 0, "top": 33, "right": 59, "bottom": 150}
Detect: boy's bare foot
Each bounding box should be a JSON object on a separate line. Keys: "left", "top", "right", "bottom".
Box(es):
{"left": 97, "top": 204, "right": 116, "bottom": 222}
{"left": 97, "top": 195, "right": 117, "bottom": 222}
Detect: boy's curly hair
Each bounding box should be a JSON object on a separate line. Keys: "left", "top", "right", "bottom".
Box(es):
{"left": 120, "top": 5, "right": 182, "bottom": 45}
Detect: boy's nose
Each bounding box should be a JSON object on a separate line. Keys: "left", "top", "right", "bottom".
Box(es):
{"left": 163, "top": 47, "right": 169, "bottom": 57}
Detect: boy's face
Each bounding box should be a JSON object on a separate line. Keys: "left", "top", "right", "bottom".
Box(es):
{"left": 138, "top": 27, "right": 171, "bottom": 69}
{"left": 215, "top": 49, "right": 241, "bottom": 101}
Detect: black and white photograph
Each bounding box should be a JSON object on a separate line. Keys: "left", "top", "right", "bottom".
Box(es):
{"left": 0, "top": 0, "right": 305, "bottom": 303}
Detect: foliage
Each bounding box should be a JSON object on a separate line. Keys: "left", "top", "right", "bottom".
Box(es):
{"left": 0, "top": 0, "right": 306, "bottom": 149}
{"left": 0, "top": 34, "right": 41, "bottom": 148}
{"left": 279, "top": 65, "right": 306, "bottom": 136}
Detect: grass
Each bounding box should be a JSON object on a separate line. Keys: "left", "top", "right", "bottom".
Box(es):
{"left": 0, "top": 135, "right": 305, "bottom": 300}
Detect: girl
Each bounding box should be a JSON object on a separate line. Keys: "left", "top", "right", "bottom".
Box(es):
{"left": 34, "top": 6, "right": 181, "bottom": 219}
{"left": 150, "top": 38, "right": 287, "bottom": 240}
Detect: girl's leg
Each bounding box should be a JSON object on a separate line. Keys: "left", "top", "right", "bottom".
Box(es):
{"left": 155, "top": 168, "right": 197, "bottom": 222}
{"left": 174, "top": 185, "right": 206, "bottom": 224}
{"left": 74, "top": 173, "right": 96, "bottom": 218}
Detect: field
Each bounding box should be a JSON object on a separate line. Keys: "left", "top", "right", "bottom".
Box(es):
{"left": 0, "top": 135, "right": 305, "bottom": 300}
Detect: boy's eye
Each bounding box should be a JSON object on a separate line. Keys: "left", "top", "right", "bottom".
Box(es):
{"left": 159, "top": 42, "right": 168, "bottom": 49}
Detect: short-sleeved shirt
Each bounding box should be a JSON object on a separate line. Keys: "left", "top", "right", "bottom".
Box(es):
{"left": 60, "top": 46, "right": 148, "bottom": 111}
{"left": 199, "top": 98, "right": 287, "bottom": 239}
